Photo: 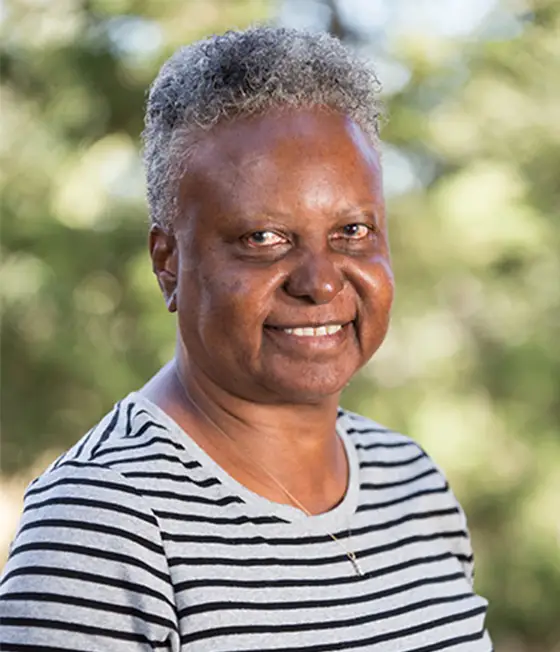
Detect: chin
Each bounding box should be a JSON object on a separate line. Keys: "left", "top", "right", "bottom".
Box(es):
{"left": 262, "top": 365, "right": 355, "bottom": 405}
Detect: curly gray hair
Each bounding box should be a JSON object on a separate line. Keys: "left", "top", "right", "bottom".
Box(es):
{"left": 143, "top": 26, "right": 383, "bottom": 228}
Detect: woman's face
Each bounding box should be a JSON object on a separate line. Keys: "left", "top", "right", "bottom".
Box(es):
{"left": 152, "top": 108, "right": 394, "bottom": 404}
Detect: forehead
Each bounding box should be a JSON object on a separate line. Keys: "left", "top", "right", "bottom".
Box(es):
{"left": 177, "top": 108, "right": 383, "bottom": 222}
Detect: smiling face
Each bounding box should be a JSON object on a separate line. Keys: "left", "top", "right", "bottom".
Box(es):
{"left": 151, "top": 108, "right": 394, "bottom": 404}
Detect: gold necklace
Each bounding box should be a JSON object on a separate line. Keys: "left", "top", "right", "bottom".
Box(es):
{"left": 174, "top": 368, "right": 364, "bottom": 577}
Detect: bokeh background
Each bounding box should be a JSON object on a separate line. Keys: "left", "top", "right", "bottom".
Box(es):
{"left": 1, "top": 0, "right": 559, "bottom": 649}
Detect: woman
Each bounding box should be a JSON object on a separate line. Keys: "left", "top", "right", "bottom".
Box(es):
{"left": 0, "top": 26, "right": 491, "bottom": 651}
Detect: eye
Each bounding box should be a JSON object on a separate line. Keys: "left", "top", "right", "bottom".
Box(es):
{"left": 334, "top": 223, "right": 374, "bottom": 241}
{"left": 245, "top": 231, "right": 288, "bottom": 247}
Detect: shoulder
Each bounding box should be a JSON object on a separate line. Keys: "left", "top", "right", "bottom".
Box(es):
{"left": 339, "top": 408, "right": 476, "bottom": 584}
{"left": 338, "top": 408, "right": 430, "bottom": 473}
{"left": 40, "top": 393, "right": 198, "bottom": 501}
{"left": 21, "top": 455, "right": 160, "bottom": 532}
{"left": 3, "top": 392, "right": 180, "bottom": 591}
{"left": 338, "top": 408, "right": 420, "bottom": 450}
{"left": 338, "top": 407, "right": 458, "bottom": 502}
{"left": 1, "top": 456, "right": 178, "bottom": 646}
{"left": 9, "top": 458, "right": 169, "bottom": 575}
{"left": 13, "top": 392, "right": 189, "bottom": 548}
{"left": 52, "top": 393, "right": 175, "bottom": 468}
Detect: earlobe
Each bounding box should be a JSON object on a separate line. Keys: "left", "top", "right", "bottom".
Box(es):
{"left": 149, "top": 224, "right": 179, "bottom": 313}
{"left": 166, "top": 289, "right": 177, "bottom": 313}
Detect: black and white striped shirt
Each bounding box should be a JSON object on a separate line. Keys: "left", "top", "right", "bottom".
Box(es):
{"left": 1, "top": 393, "right": 491, "bottom": 651}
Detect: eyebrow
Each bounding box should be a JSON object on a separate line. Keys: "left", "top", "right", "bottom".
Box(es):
{"left": 251, "top": 203, "right": 378, "bottom": 222}
{"left": 333, "top": 205, "right": 378, "bottom": 219}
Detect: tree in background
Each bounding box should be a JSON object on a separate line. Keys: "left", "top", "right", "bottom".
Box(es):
{"left": 1, "top": 1, "right": 558, "bottom": 650}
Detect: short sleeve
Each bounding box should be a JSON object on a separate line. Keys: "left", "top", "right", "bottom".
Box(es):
{"left": 452, "top": 498, "right": 476, "bottom": 586}
{"left": 425, "top": 457, "right": 477, "bottom": 587}
{"left": 0, "top": 461, "right": 179, "bottom": 652}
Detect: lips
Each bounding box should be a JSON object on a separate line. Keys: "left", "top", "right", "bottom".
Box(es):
{"left": 282, "top": 324, "right": 342, "bottom": 337}
{"left": 264, "top": 319, "right": 354, "bottom": 339}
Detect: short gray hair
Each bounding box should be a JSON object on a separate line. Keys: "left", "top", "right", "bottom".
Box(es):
{"left": 143, "top": 26, "right": 383, "bottom": 228}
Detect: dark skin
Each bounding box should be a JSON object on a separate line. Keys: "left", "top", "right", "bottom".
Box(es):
{"left": 142, "top": 108, "right": 394, "bottom": 514}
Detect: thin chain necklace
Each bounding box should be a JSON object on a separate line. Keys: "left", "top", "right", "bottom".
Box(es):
{"left": 174, "top": 368, "right": 364, "bottom": 577}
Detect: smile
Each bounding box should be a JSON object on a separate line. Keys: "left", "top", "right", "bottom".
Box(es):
{"left": 264, "top": 321, "right": 354, "bottom": 348}
{"left": 282, "top": 325, "right": 342, "bottom": 337}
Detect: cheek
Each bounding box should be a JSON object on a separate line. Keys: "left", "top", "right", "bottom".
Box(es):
{"left": 357, "top": 257, "right": 395, "bottom": 312}
{"left": 376, "top": 260, "right": 395, "bottom": 311}
{"left": 355, "top": 258, "right": 394, "bottom": 350}
{"left": 181, "top": 263, "right": 274, "bottom": 335}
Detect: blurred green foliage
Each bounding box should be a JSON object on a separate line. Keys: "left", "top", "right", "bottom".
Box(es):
{"left": 1, "top": 1, "right": 559, "bottom": 651}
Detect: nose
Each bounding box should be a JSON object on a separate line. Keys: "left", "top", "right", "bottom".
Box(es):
{"left": 283, "top": 250, "right": 344, "bottom": 304}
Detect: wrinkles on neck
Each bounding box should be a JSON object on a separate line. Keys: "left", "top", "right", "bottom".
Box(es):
{"left": 141, "top": 356, "right": 349, "bottom": 514}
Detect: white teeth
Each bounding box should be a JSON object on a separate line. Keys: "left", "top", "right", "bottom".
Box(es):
{"left": 282, "top": 324, "right": 343, "bottom": 337}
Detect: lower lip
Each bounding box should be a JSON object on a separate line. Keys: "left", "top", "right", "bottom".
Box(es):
{"left": 263, "top": 323, "right": 353, "bottom": 352}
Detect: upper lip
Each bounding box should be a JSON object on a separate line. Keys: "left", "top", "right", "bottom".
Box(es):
{"left": 265, "top": 320, "right": 353, "bottom": 329}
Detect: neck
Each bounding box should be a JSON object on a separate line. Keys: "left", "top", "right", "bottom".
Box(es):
{"left": 142, "top": 358, "right": 348, "bottom": 514}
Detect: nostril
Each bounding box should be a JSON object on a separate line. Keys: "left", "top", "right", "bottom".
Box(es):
{"left": 283, "top": 262, "right": 344, "bottom": 305}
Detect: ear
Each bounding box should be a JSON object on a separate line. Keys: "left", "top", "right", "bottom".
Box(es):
{"left": 149, "top": 225, "right": 178, "bottom": 313}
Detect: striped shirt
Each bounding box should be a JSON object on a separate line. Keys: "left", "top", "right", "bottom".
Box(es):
{"left": 1, "top": 392, "right": 491, "bottom": 651}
